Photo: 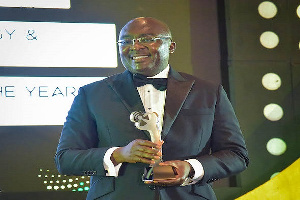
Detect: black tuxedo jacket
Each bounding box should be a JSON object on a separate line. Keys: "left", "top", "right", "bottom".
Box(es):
{"left": 55, "top": 68, "right": 249, "bottom": 200}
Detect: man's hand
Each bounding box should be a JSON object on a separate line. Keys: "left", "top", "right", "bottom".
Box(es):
{"left": 111, "top": 139, "right": 162, "bottom": 165}
{"left": 145, "top": 160, "right": 193, "bottom": 186}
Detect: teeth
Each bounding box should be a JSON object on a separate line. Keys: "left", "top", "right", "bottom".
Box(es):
{"left": 132, "top": 55, "right": 148, "bottom": 60}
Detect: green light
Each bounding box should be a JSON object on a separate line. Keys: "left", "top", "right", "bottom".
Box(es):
{"left": 270, "top": 172, "right": 280, "bottom": 179}
{"left": 266, "top": 138, "right": 287, "bottom": 156}
{"left": 72, "top": 189, "right": 76, "bottom": 192}
{"left": 80, "top": 182, "right": 84, "bottom": 186}
{"left": 84, "top": 187, "right": 89, "bottom": 191}
{"left": 78, "top": 188, "right": 84, "bottom": 192}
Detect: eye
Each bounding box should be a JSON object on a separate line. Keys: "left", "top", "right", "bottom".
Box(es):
{"left": 118, "top": 39, "right": 132, "bottom": 45}
{"left": 140, "top": 37, "right": 156, "bottom": 43}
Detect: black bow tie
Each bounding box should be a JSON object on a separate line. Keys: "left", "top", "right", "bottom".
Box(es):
{"left": 133, "top": 73, "right": 168, "bottom": 91}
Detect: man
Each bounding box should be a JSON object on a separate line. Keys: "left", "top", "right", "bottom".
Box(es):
{"left": 55, "top": 17, "right": 249, "bottom": 200}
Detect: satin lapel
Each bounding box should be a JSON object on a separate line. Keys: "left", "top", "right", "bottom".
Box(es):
{"left": 106, "top": 70, "right": 145, "bottom": 114}
{"left": 106, "top": 70, "right": 150, "bottom": 139}
{"left": 162, "top": 68, "right": 195, "bottom": 138}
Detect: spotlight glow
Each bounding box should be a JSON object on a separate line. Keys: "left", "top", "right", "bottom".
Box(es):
{"left": 54, "top": 186, "right": 59, "bottom": 190}
{"left": 267, "top": 138, "right": 287, "bottom": 156}
{"left": 46, "top": 186, "right": 52, "bottom": 190}
{"left": 297, "top": 5, "right": 300, "bottom": 18}
{"left": 270, "top": 172, "right": 280, "bottom": 179}
{"left": 260, "top": 31, "right": 279, "bottom": 49}
{"left": 262, "top": 73, "right": 281, "bottom": 90}
{"left": 258, "top": 1, "right": 278, "bottom": 19}
{"left": 263, "top": 103, "right": 283, "bottom": 121}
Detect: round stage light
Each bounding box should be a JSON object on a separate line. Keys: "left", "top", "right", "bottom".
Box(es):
{"left": 47, "top": 185, "right": 52, "bottom": 190}
{"left": 54, "top": 186, "right": 59, "bottom": 190}
{"left": 258, "top": 1, "right": 278, "bottom": 19}
{"left": 260, "top": 31, "right": 279, "bottom": 49}
{"left": 262, "top": 73, "right": 281, "bottom": 90}
{"left": 270, "top": 172, "right": 280, "bottom": 179}
{"left": 263, "top": 103, "right": 283, "bottom": 121}
{"left": 297, "top": 5, "right": 300, "bottom": 18}
{"left": 266, "top": 138, "right": 287, "bottom": 155}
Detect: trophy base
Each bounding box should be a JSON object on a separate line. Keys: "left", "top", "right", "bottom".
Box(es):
{"left": 142, "top": 165, "right": 177, "bottom": 182}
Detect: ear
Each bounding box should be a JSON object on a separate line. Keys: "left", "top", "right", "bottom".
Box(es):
{"left": 169, "top": 42, "right": 176, "bottom": 54}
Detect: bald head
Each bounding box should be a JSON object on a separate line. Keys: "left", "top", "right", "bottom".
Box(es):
{"left": 119, "top": 17, "right": 172, "bottom": 40}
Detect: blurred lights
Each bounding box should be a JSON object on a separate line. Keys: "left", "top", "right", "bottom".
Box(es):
{"left": 38, "top": 168, "right": 90, "bottom": 191}
{"left": 47, "top": 186, "right": 52, "bottom": 190}
{"left": 263, "top": 103, "right": 283, "bottom": 121}
{"left": 258, "top": 1, "right": 277, "bottom": 19}
{"left": 270, "top": 172, "right": 280, "bottom": 179}
{"left": 260, "top": 31, "right": 279, "bottom": 49}
{"left": 297, "top": 5, "right": 300, "bottom": 18}
{"left": 54, "top": 186, "right": 59, "bottom": 190}
{"left": 262, "top": 73, "right": 281, "bottom": 90}
{"left": 267, "top": 138, "right": 287, "bottom": 155}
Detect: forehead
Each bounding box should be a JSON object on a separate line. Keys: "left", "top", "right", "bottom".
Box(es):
{"left": 119, "top": 18, "right": 170, "bottom": 39}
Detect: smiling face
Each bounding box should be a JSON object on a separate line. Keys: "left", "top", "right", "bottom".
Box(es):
{"left": 118, "top": 17, "right": 176, "bottom": 77}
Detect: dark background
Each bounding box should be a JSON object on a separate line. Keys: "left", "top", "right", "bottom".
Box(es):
{"left": 0, "top": 0, "right": 299, "bottom": 199}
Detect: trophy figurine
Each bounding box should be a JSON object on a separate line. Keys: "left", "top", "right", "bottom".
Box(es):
{"left": 130, "top": 111, "right": 177, "bottom": 183}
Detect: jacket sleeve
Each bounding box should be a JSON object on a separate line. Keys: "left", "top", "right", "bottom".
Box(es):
{"left": 197, "top": 85, "right": 249, "bottom": 184}
{"left": 55, "top": 87, "right": 108, "bottom": 177}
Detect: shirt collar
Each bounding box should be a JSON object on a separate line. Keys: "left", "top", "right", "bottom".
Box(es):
{"left": 150, "top": 65, "right": 170, "bottom": 78}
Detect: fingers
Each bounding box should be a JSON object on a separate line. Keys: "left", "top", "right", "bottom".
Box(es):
{"left": 136, "top": 139, "right": 162, "bottom": 149}
{"left": 132, "top": 140, "right": 162, "bottom": 164}
{"left": 115, "top": 139, "right": 163, "bottom": 164}
{"left": 132, "top": 148, "right": 161, "bottom": 163}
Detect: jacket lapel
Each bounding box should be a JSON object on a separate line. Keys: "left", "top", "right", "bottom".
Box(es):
{"left": 106, "top": 70, "right": 150, "bottom": 138}
{"left": 106, "top": 70, "right": 145, "bottom": 113}
{"left": 162, "top": 68, "right": 195, "bottom": 138}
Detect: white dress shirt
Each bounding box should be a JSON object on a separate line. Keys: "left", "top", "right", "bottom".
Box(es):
{"left": 103, "top": 65, "right": 204, "bottom": 185}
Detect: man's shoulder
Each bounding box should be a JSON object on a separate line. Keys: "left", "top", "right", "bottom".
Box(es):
{"left": 178, "top": 72, "right": 219, "bottom": 90}
{"left": 81, "top": 72, "right": 123, "bottom": 90}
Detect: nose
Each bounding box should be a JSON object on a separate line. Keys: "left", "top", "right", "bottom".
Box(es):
{"left": 131, "top": 39, "right": 145, "bottom": 50}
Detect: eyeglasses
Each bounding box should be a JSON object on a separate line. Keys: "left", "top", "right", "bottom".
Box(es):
{"left": 117, "top": 36, "right": 172, "bottom": 47}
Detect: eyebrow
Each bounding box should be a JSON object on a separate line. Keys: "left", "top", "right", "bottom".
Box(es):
{"left": 120, "top": 33, "right": 156, "bottom": 39}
